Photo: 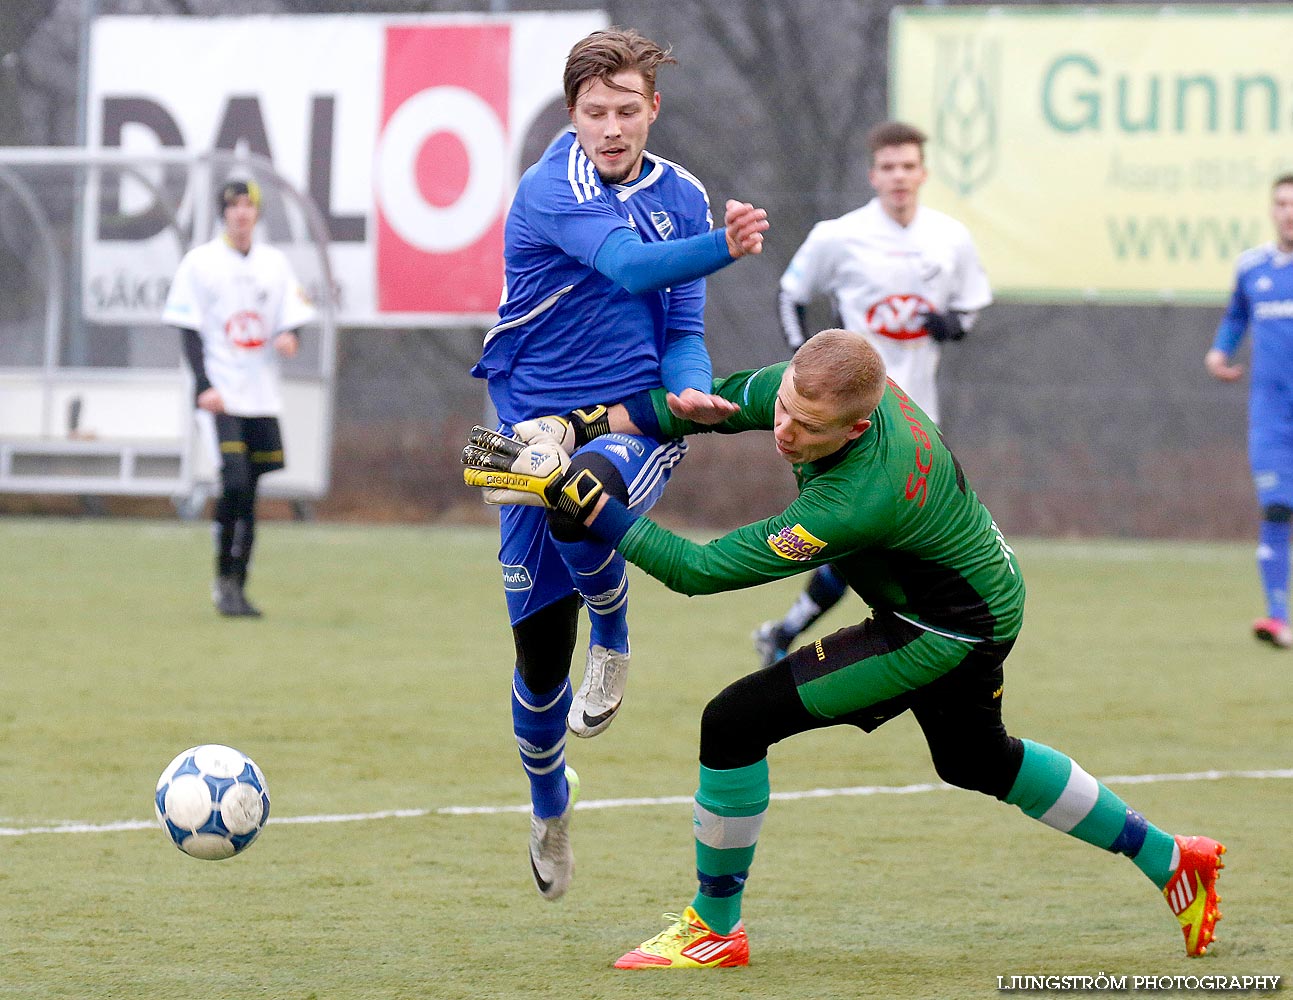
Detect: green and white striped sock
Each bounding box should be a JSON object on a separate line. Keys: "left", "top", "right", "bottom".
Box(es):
{"left": 1005, "top": 739, "right": 1178, "bottom": 888}
{"left": 690, "top": 760, "right": 770, "bottom": 934}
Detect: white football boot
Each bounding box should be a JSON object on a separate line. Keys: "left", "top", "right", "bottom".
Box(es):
{"left": 568, "top": 644, "right": 630, "bottom": 737}
{"left": 529, "top": 767, "right": 579, "bottom": 901}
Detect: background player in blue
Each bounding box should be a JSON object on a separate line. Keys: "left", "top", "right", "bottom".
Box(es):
{"left": 470, "top": 27, "right": 767, "bottom": 900}
{"left": 1206, "top": 174, "right": 1293, "bottom": 649}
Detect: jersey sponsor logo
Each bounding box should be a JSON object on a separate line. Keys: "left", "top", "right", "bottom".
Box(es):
{"left": 1254, "top": 299, "right": 1293, "bottom": 319}
{"left": 866, "top": 293, "right": 935, "bottom": 341}
{"left": 890, "top": 380, "right": 934, "bottom": 506}
{"left": 650, "top": 210, "right": 674, "bottom": 239}
{"left": 1254, "top": 470, "right": 1279, "bottom": 492}
{"left": 767, "top": 523, "right": 828, "bottom": 561}
{"left": 501, "top": 563, "right": 533, "bottom": 591}
{"left": 224, "top": 309, "right": 268, "bottom": 349}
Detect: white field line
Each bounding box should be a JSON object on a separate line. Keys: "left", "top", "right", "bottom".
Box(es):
{"left": 3, "top": 768, "right": 1290, "bottom": 839}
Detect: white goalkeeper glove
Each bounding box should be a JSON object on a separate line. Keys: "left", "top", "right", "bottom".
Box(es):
{"left": 511, "top": 405, "right": 612, "bottom": 451}
{"left": 461, "top": 425, "right": 607, "bottom": 523}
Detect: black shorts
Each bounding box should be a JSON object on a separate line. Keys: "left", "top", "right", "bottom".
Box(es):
{"left": 787, "top": 611, "right": 1014, "bottom": 732}
{"left": 700, "top": 618, "right": 1016, "bottom": 778}
{"left": 213, "top": 414, "right": 285, "bottom": 490}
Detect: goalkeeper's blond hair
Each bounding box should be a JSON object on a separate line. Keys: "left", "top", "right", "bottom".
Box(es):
{"left": 791, "top": 329, "right": 888, "bottom": 425}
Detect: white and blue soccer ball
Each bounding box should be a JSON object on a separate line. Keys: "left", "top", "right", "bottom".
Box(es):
{"left": 154, "top": 744, "right": 270, "bottom": 860}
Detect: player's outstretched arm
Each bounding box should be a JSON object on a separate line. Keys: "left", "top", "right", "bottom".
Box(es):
{"left": 591, "top": 201, "right": 768, "bottom": 295}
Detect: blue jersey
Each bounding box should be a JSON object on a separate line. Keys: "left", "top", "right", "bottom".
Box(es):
{"left": 1213, "top": 244, "right": 1293, "bottom": 389}
{"left": 472, "top": 130, "right": 713, "bottom": 425}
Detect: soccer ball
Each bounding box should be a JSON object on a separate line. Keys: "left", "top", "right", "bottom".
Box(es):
{"left": 154, "top": 744, "right": 270, "bottom": 860}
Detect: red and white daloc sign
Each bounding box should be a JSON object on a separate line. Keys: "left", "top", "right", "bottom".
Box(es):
{"left": 85, "top": 12, "right": 607, "bottom": 328}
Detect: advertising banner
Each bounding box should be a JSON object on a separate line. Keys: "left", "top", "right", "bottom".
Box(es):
{"left": 890, "top": 6, "right": 1293, "bottom": 302}
{"left": 85, "top": 12, "right": 606, "bottom": 326}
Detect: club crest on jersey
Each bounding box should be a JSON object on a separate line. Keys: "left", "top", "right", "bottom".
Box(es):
{"left": 918, "top": 257, "right": 943, "bottom": 282}
{"left": 225, "top": 309, "right": 268, "bottom": 349}
{"left": 650, "top": 210, "right": 674, "bottom": 240}
{"left": 767, "top": 523, "right": 827, "bottom": 562}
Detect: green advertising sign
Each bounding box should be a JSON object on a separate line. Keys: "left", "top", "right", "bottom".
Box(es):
{"left": 891, "top": 5, "right": 1293, "bottom": 303}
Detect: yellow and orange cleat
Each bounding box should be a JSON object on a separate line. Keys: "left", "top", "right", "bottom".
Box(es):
{"left": 1163, "top": 835, "right": 1226, "bottom": 956}
{"left": 614, "top": 906, "right": 750, "bottom": 969}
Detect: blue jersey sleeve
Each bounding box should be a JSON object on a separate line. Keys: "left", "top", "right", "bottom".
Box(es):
{"left": 1212, "top": 268, "right": 1251, "bottom": 356}
{"left": 660, "top": 329, "right": 712, "bottom": 395}
{"left": 666, "top": 275, "right": 706, "bottom": 336}
{"left": 593, "top": 227, "right": 731, "bottom": 294}
{"left": 662, "top": 172, "right": 714, "bottom": 336}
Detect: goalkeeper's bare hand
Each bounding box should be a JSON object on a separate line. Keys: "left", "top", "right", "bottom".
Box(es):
{"left": 462, "top": 425, "right": 607, "bottom": 524}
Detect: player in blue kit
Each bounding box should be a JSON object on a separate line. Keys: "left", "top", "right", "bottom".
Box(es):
{"left": 470, "top": 27, "right": 767, "bottom": 900}
{"left": 1206, "top": 174, "right": 1293, "bottom": 648}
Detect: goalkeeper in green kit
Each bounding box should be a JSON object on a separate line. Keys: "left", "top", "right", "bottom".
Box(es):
{"left": 462, "top": 328, "right": 1225, "bottom": 968}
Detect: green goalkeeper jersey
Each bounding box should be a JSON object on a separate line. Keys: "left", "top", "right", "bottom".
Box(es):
{"left": 617, "top": 363, "right": 1025, "bottom": 643}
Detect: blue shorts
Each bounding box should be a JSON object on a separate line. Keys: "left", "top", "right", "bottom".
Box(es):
{"left": 496, "top": 432, "right": 687, "bottom": 625}
{"left": 1249, "top": 381, "right": 1293, "bottom": 507}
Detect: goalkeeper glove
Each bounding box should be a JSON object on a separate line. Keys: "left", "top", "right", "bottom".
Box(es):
{"left": 511, "top": 405, "right": 612, "bottom": 452}
{"left": 920, "top": 310, "right": 966, "bottom": 343}
{"left": 461, "top": 425, "right": 606, "bottom": 523}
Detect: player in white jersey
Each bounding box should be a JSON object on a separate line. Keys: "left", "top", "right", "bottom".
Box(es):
{"left": 162, "top": 180, "right": 316, "bottom": 617}
{"left": 754, "top": 121, "right": 991, "bottom": 667}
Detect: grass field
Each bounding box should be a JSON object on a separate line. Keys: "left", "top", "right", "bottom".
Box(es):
{"left": 1, "top": 517, "right": 1290, "bottom": 999}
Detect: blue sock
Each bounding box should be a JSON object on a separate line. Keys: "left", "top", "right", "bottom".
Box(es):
{"left": 556, "top": 539, "right": 630, "bottom": 652}
{"left": 1257, "top": 519, "right": 1290, "bottom": 621}
{"left": 511, "top": 671, "right": 571, "bottom": 818}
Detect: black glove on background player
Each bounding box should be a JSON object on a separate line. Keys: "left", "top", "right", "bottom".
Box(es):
{"left": 920, "top": 310, "right": 967, "bottom": 343}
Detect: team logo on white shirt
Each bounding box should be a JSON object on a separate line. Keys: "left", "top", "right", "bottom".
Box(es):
{"left": 224, "top": 309, "right": 269, "bottom": 349}
{"left": 866, "top": 294, "right": 935, "bottom": 341}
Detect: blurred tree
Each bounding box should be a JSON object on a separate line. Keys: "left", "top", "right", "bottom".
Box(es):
{"left": 0, "top": 1, "right": 58, "bottom": 145}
